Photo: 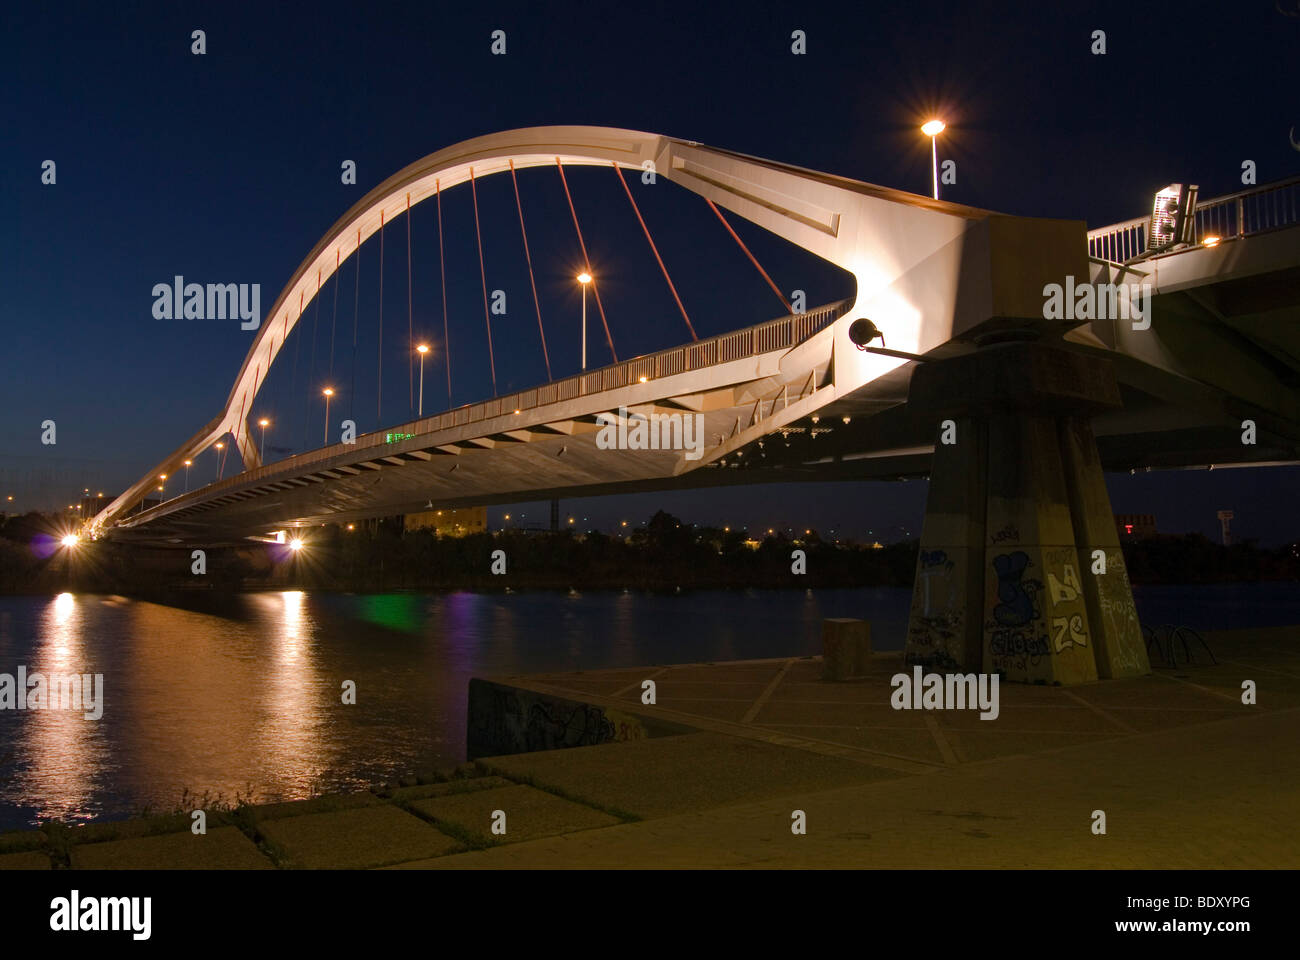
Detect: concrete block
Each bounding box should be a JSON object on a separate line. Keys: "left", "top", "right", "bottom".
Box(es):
{"left": 822, "top": 618, "right": 871, "bottom": 679}
{"left": 256, "top": 804, "right": 460, "bottom": 869}
{"left": 69, "top": 826, "right": 274, "bottom": 870}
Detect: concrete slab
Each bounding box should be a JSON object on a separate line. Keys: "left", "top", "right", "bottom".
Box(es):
{"left": 398, "top": 706, "right": 1300, "bottom": 869}
{"left": 70, "top": 826, "right": 274, "bottom": 870}
{"left": 408, "top": 784, "right": 620, "bottom": 844}
{"left": 241, "top": 791, "right": 384, "bottom": 824}
{"left": 386, "top": 777, "right": 514, "bottom": 802}
{"left": 256, "top": 804, "right": 460, "bottom": 869}
{"left": 477, "top": 731, "right": 904, "bottom": 820}
{"left": 0, "top": 830, "right": 49, "bottom": 856}
{"left": 0, "top": 850, "right": 52, "bottom": 870}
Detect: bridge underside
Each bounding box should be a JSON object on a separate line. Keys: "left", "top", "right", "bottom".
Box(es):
{"left": 104, "top": 214, "right": 1300, "bottom": 550}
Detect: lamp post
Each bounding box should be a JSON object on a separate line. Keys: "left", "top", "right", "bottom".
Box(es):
{"left": 183, "top": 459, "right": 192, "bottom": 493}
{"left": 322, "top": 388, "right": 334, "bottom": 445}
{"left": 258, "top": 418, "right": 270, "bottom": 462}
{"left": 416, "top": 344, "right": 429, "bottom": 416}
{"left": 576, "top": 272, "right": 592, "bottom": 370}
{"left": 215, "top": 441, "right": 225, "bottom": 481}
{"left": 921, "top": 119, "right": 945, "bottom": 200}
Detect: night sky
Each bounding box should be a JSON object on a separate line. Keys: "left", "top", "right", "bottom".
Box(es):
{"left": 4, "top": 1, "right": 1298, "bottom": 543}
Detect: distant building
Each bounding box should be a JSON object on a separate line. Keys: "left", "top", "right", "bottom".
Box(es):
{"left": 1115, "top": 513, "right": 1157, "bottom": 540}
{"left": 405, "top": 506, "right": 487, "bottom": 537}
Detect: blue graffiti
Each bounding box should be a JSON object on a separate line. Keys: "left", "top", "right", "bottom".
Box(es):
{"left": 992, "top": 551, "right": 1038, "bottom": 626}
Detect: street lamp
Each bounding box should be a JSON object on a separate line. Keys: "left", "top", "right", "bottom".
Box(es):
{"left": 215, "top": 441, "right": 225, "bottom": 481}
{"left": 921, "top": 119, "right": 945, "bottom": 200}
{"left": 322, "top": 388, "right": 335, "bottom": 444}
{"left": 183, "top": 459, "right": 192, "bottom": 493}
{"left": 258, "top": 418, "right": 270, "bottom": 462}
{"left": 576, "top": 272, "right": 592, "bottom": 370}
{"left": 416, "top": 344, "right": 430, "bottom": 416}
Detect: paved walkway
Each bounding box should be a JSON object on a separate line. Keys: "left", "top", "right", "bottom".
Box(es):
{"left": 2, "top": 626, "right": 1296, "bottom": 869}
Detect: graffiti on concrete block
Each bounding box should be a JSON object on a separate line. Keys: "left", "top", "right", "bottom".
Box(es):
{"left": 469, "top": 681, "right": 631, "bottom": 758}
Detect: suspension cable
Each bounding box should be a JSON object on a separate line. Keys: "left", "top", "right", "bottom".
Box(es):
{"left": 301, "top": 271, "right": 321, "bottom": 451}
{"left": 436, "top": 178, "right": 451, "bottom": 405}
{"left": 288, "top": 296, "right": 302, "bottom": 450}
{"left": 612, "top": 163, "right": 696, "bottom": 340}
{"left": 470, "top": 167, "right": 498, "bottom": 395}
{"left": 329, "top": 248, "right": 339, "bottom": 380}
{"left": 705, "top": 198, "right": 791, "bottom": 313}
{"left": 509, "top": 159, "right": 552, "bottom": 380}
{"left": 350, "top": 227, "right": 360, "bottom": 424}
{"left": 377, "top": 209, "right": 385, "bottom": 427}
{"left": 406, "top": 192, "right": 413, "bottom": 415}
{"left": 556, "top": 158, "right": 617, "bottom": 363}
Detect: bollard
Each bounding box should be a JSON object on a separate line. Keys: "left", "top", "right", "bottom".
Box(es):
{"left": 822, "top": 618, "right": 872, "bottom": 680}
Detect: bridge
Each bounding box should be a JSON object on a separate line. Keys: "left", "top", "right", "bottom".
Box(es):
{"left": 88, "top": 127, "right": 1300, "bottom": 686}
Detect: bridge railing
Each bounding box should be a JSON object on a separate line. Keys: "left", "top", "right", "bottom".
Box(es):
{"left": 144, "top": 297, "right": 853, "bottom": 515}
{"left": 1193, "top": 175, "right": 1300, "bottom": 244}
{"left": 1087, "top": 175, "right": 1300, "bottom": 263}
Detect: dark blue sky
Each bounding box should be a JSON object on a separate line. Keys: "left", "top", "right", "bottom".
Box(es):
{"left": 4, "top": 0, "right": 1298, "bottom": 543}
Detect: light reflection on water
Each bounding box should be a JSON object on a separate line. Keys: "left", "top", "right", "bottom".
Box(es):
{"left": 1, "top": 581, "right": 1295, "bottom": 830}
{"left": 0, "top": 587, "right": 911, "bottom": 830}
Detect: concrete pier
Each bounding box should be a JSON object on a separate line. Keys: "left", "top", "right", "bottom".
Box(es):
{"left": 904, "top": 342, "right": 1150, "bottom": 684}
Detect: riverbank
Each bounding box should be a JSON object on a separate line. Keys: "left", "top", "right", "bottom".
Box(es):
{"left": 4, "top": 509, "right": 1296, "bottom": 595}
{"left": 4, "top": 624, "right": 1297, "bottom": 869}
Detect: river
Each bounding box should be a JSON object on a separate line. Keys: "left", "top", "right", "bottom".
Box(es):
{"left": 0, "top": 582, "right": 1295, "bottom": 830}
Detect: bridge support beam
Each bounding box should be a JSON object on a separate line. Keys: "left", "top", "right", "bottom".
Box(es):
{"left": 903, "top": 342, "right": 1150, "bottom": 684}
{"left": 235, "top": 422, "right": 261, "bottom": 472}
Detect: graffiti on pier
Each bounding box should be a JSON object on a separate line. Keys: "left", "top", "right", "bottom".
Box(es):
{"left": 987, "top": 551, "right": 1048, "bottom": 675}
{"left": 991, "top": 551, "right": 1040, "bottom": 626}
{"left": 989, "top": 628, "right": 1051, "bottom": 669}
{"left": 1042, "top": 548, "right": 1090, "bottom": 654}
{"left": 907, "top": 548, "right": 963, "bottom": 668}
{"left": 1094, "top": 551, "right": 1147, "bottom": 675}
{"left": 920, "top": 549, "right": 953, "bottom": 570}
{"left": 905, "top": 612, "right": 963, "bottom": 671}
{"left": 989, "top": 524, "right": 1020, "bottom": 545}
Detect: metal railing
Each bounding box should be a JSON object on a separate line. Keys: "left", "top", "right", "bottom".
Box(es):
{"left": 1087, "top": 176, "right": 1300, "bottom": 264}
{"left": 134, "top": 297, "right": 852, "bottom": 520}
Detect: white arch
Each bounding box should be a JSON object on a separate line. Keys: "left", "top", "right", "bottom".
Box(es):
{"left": 95, "top": 125, "right": 997, "bottom": 533}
